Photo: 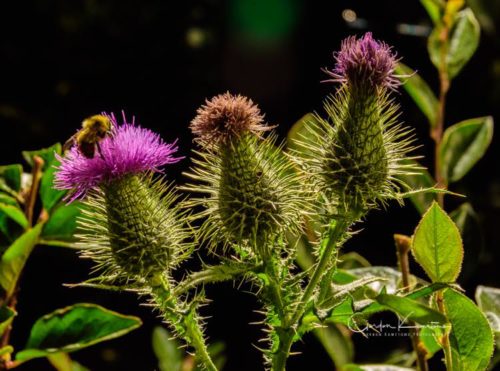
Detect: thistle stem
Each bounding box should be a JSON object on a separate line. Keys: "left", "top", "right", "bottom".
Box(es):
{"left": 394, "top": 234, "right": 428, "bottom": 371}
{"left": 151, "top": 275, "right": 217, "bottom": 371}
{"left": 271, "top": 219, "right": 349, "bottom": 370}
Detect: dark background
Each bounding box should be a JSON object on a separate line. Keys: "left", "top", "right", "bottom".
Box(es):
{"left": 1, "top": 0, "right": 499, "bottom": 370}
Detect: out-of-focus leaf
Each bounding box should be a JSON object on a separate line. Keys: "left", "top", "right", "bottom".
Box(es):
{"left": 16, "top": 303, "right": 142, "bottom": 361}
{"left": 428, "top": 8, "right": 480, "bottom": 79}
{"left": 411, "top": 202, "right": 463, "bottom": 283}
{"left": 0, "top": 164, "right": 23, "bottom": 192}
{"left": 22, "top": 144, "right": 62, "bottom": 169}
{"left": 337, "top": 252, "right": 371, "bottom": 270}
{"left": 420, "top": 0, "right": 443, "bottom": 24}
{"left": 444, "top": 289, "right": 494, "bottom": 370}
{"left": 439, "top": 116, "right": 493, "bottom": 183}
{"left": 419, "top": 325, "right": 442, "bottom": 357}
{"left": 396, "top": 63, "right": 438, "bottom": 126}
{"left": 343, "top": 364, "right": 414, "bottom": 371}
{"left": 475, "top": 285, "right": 500, "bottom": 347}
{"left": 0, "top": 223, "right": 43, "bottom": 298}
{"left": 0, "top": 345, "right": 14, "bottom": 357}
{"left": 446, "top": 8, "right": 481, "bottom": 78}
{"left": 450, "top": 203, "right": 483, "bottom": 279}
{"left": 47, "top": 353, "right": 89, "bottom": 371}
{"left": 396, "top": 159, "right": 435, "bottom": 215}
{"left": 152, "top": 326, "right": 182, "bottom": 371}
{"left": 0, "top": 306, "right": 16, "bottom": 336}
{"left": 286, "top": 113, "right": 321, "bottom": 157}
{"left": 42, "top": 202, "right": 82, "bottom": 241}
{"left": 347, "top": 267, "right": 403, "bottom": 295}
{"left": 0, "top": 203, "right": 28, "bottom": 229}
{"left": 314, "top": 324, "right": 353, "bottom": 368}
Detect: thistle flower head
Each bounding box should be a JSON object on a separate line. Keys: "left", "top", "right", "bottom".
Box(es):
{"left": 324, "top": 32, "right": 400, "bottom": 91}
{"left": 55, "top": 112, "right": 181, "bottom": 202}
{"left": 190, "top": 92, "right": 272, "bottom": 146}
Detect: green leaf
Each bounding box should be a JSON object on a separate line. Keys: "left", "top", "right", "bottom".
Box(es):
{"left": 396, "top": 63, "right": 438, "bottom": 126}
{"left": 428, "top": 8, "right": 480, "bottom": 79}
{"left": 22, "top": 144, "right": 62, "bottom": 169}
{"left": 313, "top": 324, "right": 353, "bottom": 368}
{"left": 395, "top": 159, "right": 435, "bottom": 215}
{"left": 0, "top": 203, "right": 28, "bottom": 229}
{"left": 439, "top": 116, "right": 494, "bottom": 183}
{"left": 444, "top": 289, "right": 494, "bottom": 371}
{"left": 16, "top": 303, "right": 142, "bottom": 361}
{"left": 42, "top": 202, "right": 82, "bottom": 241}
{"left": 47, "top": 353, "right": 89, "bottom": 371}
{"left": 447, "top": 8, "right": 481, "bottom": 78}
{"left": 0, "top": 223, "right": 43, "bottom": 298}
{"left": 152, "top": 326, "right": 182, "bottom": 371}
{"left": 411, "top": 202, "right": 463, "bottom": 283}
{"left": 475, "top": 285, "right": 500, "bottom": 342}
{"left": 0, "top": 306, "right": 16, "bottom": 337}
{"left": 286, "top": 113, "right": 321, "bottom": 156}
{"left": 373, "top": 293, "right": 448, "bottom": 327}
{"left": 419, "top": 325, "right": 442, "bottom": 356}
{"left": 420, "top": 0, "right": 443, "bottom": 24}
{"left": 0, "top": 164, "right": 23, "bottom": 192}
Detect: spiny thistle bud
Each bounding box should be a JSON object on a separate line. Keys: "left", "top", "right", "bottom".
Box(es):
{"left": 185, "top": 93, "right": 307, "bottom": 258}
{"left": 55, "top": 112, "right": 189, "bottom": 280}
{"left": 297, "top": 33, "right": 417, "bottom": 219}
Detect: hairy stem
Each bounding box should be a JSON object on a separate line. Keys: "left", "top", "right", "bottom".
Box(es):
{"left": 271, "top": 218, "right": 349, "bottom": 370}
{"left": 394, "top": 234, "right": 429, "bottom": 371}
{"left": 436, "top": 291, "right": 453, "bottom": 370}
{"left": 174, "top": 262, "right": 258, "bottom": 296}
{"left": 151, "top": 275, "right": 217, "bottom": 371}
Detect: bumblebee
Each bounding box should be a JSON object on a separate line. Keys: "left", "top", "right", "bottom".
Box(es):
{"left": 63, "top": 114, "right": 112, "bottom": 159}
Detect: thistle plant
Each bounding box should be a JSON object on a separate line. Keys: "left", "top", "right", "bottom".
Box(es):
{"left": 55, "top": 113, "right": 218, "bottom": 370}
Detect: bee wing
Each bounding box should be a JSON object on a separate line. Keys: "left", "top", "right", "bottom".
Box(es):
{"left": 62, "top": 134, "right": 77, "bottom": 153}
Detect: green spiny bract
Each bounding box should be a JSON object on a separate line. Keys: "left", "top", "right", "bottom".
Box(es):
{"left": 77, "top": 173, "right": 191, "bottom": 281}
{"left": 294, "top": 34, "right": 418, "bottom": 221}
{"left": 185, "top": 132, "right": 307, "bottom": 259}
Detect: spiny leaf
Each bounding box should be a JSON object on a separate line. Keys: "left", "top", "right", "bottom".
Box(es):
{"left": 439, "top": 116, "right": 494, "bottom": 183}
{"left": 411, "top": 202, "right": 463, "bottom": 283}
{"left": 394, "top": 159, "right": 435, "bottom": 215}
{"left": 16, "top": 303, "right": 142, "bottom": 361}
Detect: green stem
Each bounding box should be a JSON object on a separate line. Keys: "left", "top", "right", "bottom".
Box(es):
{"left": 174, "top": 262, "right": 258, "bottom": 296}
{"left": 271, "top": 219, "right": 349, "bottom": 371}
{"left": 437, "top": 291, "right": 453, "bottom": 370}
{"left": 151, "top": 275, "right": 217, "bottom": 371}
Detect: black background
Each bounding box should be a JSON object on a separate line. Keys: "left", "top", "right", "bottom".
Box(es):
{"left": 1, "top": 1, "right": 499, "bottom": 370}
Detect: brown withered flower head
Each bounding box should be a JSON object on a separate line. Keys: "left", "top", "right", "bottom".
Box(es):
{"left": 190, "top": 92, "right": 272, "bottom": 145}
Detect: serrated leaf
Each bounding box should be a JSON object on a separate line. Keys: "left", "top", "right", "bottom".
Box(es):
{"left": 16, "top": 303, "right": 142, "bottom": 361}
{"left": 395, "top": 159, "right": 435, "bottom": 215}
{"left": 0, "top": 164, "right": 23, "bottom": 192}
{"left": 152, "top": 326, "right": 182, "bottom": 371}
{"left": 411, "top": 202, "right": 463, "bottom": 283}
{"left": 0, "top": 306, "right": 16, "bottom": 337}
{"left": 428, "top": 8, "right": 480, "bottom": 79}
{"left": 439, "top": 116, "right": 493, "bottom": 183}
{"left": 444, "top": 289, "right": 494, "bottom": 371}
{"left": 0, "top": 203, "right": 28, "bottom": 229}
{"left": 396, "top": 63, "right": 438, "bottom": 126}
{"left": 42, "top": 202, "right": 82, "bottom": 241}
{"left": 0, "top": 223, "right": 43, "bottom": 298}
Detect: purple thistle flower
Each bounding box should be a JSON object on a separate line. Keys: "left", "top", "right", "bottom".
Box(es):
{"left": 55, "top": 112, "right": 182, "bottom": 202}
{"left": 324, "top": 32, "right": 400, "bottom": 90}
